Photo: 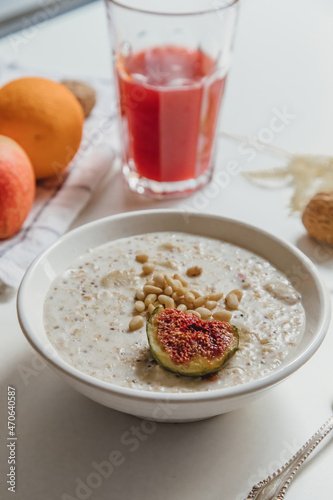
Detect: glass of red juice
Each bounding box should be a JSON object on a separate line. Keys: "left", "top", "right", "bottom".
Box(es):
{"left": 105, "top": 0, "right": 239, "bottom": 198}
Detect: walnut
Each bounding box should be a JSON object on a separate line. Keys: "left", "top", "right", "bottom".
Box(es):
{"left": 61, "top": 79, "right": 96, "bottom": 118}
{"left": 302, "top": 192, "right": 333, "bottom": 244}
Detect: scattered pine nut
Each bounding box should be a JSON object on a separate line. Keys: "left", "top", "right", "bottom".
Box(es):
{"left": 177, "top": 304, "right": 187, "bottom": 312}
{"left": 158, "top": 294, "right": 175, "bottom": 309}
{"left": 190, "top": 290, "right": 201, "bottom": 298}
{"left": 177, "top": 286, "right": 187, "bottom": 296}
{"left": 195, "top": 307, "right": 211, "bottom": 320}
{"left": 186, "top": 309, "right": 201, "bottom": 318}
{"left": 172, "top": 291, "right": 180, "bottom": 301}
{"left": 135, "top": 300, "right": 145, "bottom": 312}
{"left": 164, "top": 260, "right": 178, "bottom": 270}
{"left": 148, "top": 304, "right": 155, "bottom": 314}
{"left": 165, "top": 275, "right": 178, "bottom": 289}
{"left": 193, "top": 296, "right": 206, "bottom": 308}
{"left": 144, "top": 293, "right": 157, "bottom": 306}
{"left": 205, "top": 300, "right": 217, "bottom": 310}
{"left": 231, "top": 289, "right": 243, "bottom": 301}
{"left": 185, "top": 292, "right": 195, "bottom": 304}
{"left": 135, "top": 253, "right": 149, "bottom": 263}
{"left": 172, "top": 279, "right": 183, "bottom": 292}
{"left": 153, "top": 272, "right": 165, "bottom": 288}
{"left": 129, "top": 315, "right": 144, "bottom": 331}
{"left": 186, "top": 266, "right": 202, "bottom": 278}
{"left": 142, "top": 262, "right": 155, "bottom": 274}
{"left": 213, "top": 309, "right": 232, "bottom": 322}
{"left": 164, "top": 286, "right": 173, "bottom": 296}
{"left": 136, "top": 289, "right": 145, "bottom": 301}
{"left": 226, "top": 292, "right": 239, "bottom": 310}
{"left": 173, "top": 273, "right": 188, "bottom": 287}
{"left": 143, "top": 284, "right": 163, "bottom": 295}
{"left": 209, "top": 291, "right": 224, "bottom": 301}
{"left": 159, "top": 242, "right": 179, "bottom": 251}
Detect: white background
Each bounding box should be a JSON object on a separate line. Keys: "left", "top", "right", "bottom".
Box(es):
{"left": 0, "top": 1, "right": 333, "bottom": 499}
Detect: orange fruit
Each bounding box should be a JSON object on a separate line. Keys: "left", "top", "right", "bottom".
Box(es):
{"left": 0, "top": 77, "right": 84, "bottom": 179}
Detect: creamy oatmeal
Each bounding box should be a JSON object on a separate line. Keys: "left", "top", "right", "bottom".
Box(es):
{"left": 44, "top": 232, "right": 305, "bottom": 392}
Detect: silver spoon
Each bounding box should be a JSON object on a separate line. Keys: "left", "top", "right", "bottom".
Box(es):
{"left": 244, "top": 415, "right": 333, "bottom": 500}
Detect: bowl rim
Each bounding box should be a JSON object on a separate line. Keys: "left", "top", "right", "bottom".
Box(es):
{"left": 17, "top": 209, "right": 331, "bottom": 403}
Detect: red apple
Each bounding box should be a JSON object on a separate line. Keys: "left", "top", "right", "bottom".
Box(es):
{"left": 0, "top": 135, "right": 35, "bottom": 239}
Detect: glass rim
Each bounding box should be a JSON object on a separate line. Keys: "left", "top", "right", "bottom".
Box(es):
{"left": 106, "top": 0, "right": 239, "bottom": 17}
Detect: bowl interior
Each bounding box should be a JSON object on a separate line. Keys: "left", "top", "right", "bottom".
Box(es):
{"left": 17, "top": 210, "right": 330, "bottom": 398}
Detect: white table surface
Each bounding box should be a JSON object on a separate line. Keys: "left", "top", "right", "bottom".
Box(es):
{"left": 1, "top": 1, "right": 333, "bottom": 499}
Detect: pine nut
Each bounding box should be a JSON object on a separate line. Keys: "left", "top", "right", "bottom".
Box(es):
{"left": 135, "top": 253, "right": 149, "bottom": 263}
{"left": 129, "top": 315, "right": 144, "bottom": 331}
{"left": 135, "top": 300, "right": 145, "bottom": 312}
{"left": 205, "top": 300, "right": 217, "bottom": 310}
{"left": 193, "top": 296, "right": 206, "bottom": 308}
{"left": 172, "top": 279, "right": 183, "bottom": 292}
{"left": 136, "top": 289, "right": 146, "bottom": 301}
{"left": 172, "top": 292, "right": 180, "bottom": 301}
{"left": 209, "top": 291, "right": 224, "bottom": 301}
{"left": 213, "top": 309, "right": 232, "bottom": 322}
{"left": 165, "top": 275, "right": 176, "bottom": 288}
{"left": 144, "top": 293, "right": 157, "bottom": 306}
{"left": 153, "top": 272, "right": 165, "bottom": 288}
{"left": 226, "top": 292, "right": 239, "bottom": 310}
{"left": 177, "top": 287, "right": 187, "bottom": 297}
{"left": 231, "top": 289, "right": 243, "bottom": 301}
{"left": 195, "top": 307, "right": 211, "bottom": 320}
{"left": 173, "top": 273, "right": 188, "bottom": 287}
{"left": 186, "top": 266, "right": 202, "bottom": 277}
{"left": 186, "top": 309, "right": 201, "bottom": 318}
{"left": 164, "top": 286, "right": 173, "bottom": 296}
{"left": 185, "top": 292, "right": 195, "bottom": 304}
{"left": 165, "top": 260, "right": 178, "bottom": 270}
{"left": 165, "top": 275, "right": 184, "bottom": 293}
{"left": 153, "top": 301, "right": 160, "bottom": 308}
{"left": 159, "top": 242, "right": 178, "bottom": 251}
{"left": 148, "top": 304, "right": 155, "bottom": 314}
{"left": 158, "top": 295, "right": 175, "bottom": 308}
{"left": 143, "top": 284, "right": 163, "bottom": 295}
{"left": 190, "top": 290, "right": 201, "bottom": 298}
{"left": 142, "top": 262, "right": 155, "bottom": 274}
{"left": 177, "top": 304, "right": 187, "bottom": 312}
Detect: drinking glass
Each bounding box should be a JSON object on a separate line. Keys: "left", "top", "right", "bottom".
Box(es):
{"left": 105, "top": 0, "right": 239, "bottom": 198}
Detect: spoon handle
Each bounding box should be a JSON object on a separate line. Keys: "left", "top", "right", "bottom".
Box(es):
{"left": 244, "top": 415, "right": 333, "bottom": 500}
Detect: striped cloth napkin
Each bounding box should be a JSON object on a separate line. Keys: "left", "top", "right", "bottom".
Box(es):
{"left": 0, "top": 60, "right": 118, "bottom": 291}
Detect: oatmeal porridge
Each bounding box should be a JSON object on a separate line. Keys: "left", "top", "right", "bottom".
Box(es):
{"left": 43, "top": 232, "right": 305, "bottom": 392}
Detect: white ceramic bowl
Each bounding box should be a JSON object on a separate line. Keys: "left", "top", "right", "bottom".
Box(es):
{"left": 17, "top": 210, "right": 330, "bottom": 422}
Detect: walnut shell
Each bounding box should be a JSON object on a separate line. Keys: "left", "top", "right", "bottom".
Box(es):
{"left": 302, "top": 192, "right": 333, "bottom": 244}
{"left": 61, "top": 79, "right": 96, "bottom": 118}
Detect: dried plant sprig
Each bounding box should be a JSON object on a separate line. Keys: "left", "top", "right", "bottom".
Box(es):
{"left": 220, "top": 132, "right": 333, "bottom": 213}
{"left": 246, "top": 155, "right": 333, "bottom": 213}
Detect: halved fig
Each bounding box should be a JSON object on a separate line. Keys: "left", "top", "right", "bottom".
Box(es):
{"left": 146, "top": 307, "right": 239, "bottom": 377}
